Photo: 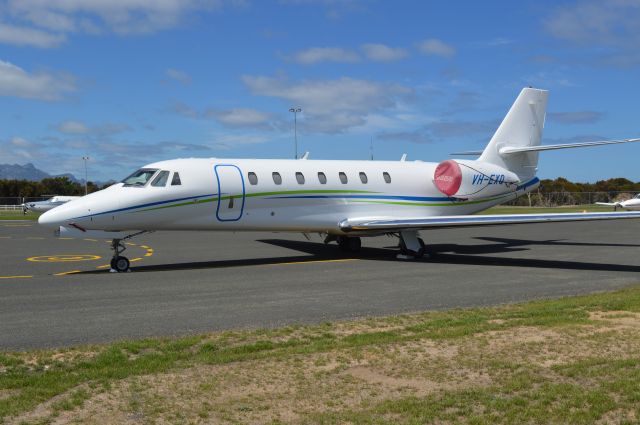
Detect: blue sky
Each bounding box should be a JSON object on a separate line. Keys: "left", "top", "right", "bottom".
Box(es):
{"left": 0, "top": 0, "right": 639, "bottom": 182}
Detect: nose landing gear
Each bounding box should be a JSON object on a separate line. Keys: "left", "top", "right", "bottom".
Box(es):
{"left": 110, "top": 239, "right": 130, "bottom": 273}
{"left": 108, "top": 231, "right": 151, "bottom": 273}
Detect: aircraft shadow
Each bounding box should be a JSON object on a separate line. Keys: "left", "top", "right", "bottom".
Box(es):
{"left": 475, "top": 236, "right": 640, "bottom": 249}
{"left": 77, "top": 237, "right": 640, "bottom": 274}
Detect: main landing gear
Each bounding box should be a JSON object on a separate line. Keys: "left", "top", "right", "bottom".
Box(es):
{"left": 337, "top": 236, "right": 362, "bottom": 253}
{"left": 326, "top": 231, "right": 427, "bottom": 260}
{"left": 397, "top": 230, "right": 426, "bottom": 260}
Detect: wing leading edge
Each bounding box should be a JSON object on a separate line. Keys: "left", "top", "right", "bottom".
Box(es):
{"left": 339, "top": 211, "right": 640, "bottom": 232}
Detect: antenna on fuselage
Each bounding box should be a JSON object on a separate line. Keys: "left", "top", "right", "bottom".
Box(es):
{"left": 370, "top": 136, "right": 374, "bottom": 160}
{"left": 400, "top": 153, "right": 407, "bottom": 161}
{"left": 300, "top": 151, "right": 310, "bottom": 160}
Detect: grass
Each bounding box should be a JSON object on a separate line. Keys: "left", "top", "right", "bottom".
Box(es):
{"left": 0, "top": 210, "right": 40, "bottom": 221}
{"left": 3, "top": 286, "right": 640, "bottom": 423}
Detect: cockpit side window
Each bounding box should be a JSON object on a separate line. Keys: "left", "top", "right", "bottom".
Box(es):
{"left": 122, "top": 168, "right": 158, "bottom": 187}
{"left": 151, "top": 170, "right": 170, "bottom": 187}
{"left": 171, "top": 172, "right": 182, "bottom": 186}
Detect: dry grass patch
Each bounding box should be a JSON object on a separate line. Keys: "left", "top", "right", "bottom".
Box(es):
{"left": 5, "top": 287, "right": 640, "bottom": 423}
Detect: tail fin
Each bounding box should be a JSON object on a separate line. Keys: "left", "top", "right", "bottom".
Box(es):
{"left": 479, "top": 88, "right": 548, "bottom": 180}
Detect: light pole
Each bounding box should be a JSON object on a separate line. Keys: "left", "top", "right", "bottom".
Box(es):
{"left": 289, "top": 107, "right": 301, "bottom": 159}
{"left": 82, "top": 156, "right": 89, "bottom": 195}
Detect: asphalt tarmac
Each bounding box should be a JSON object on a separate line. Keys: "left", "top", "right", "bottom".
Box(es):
{"left": 1, "top": 219, "right": 639, "bottom": 350}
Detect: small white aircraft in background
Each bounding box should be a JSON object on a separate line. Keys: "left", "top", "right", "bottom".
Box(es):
{"left": 23, "top": 196, "right": 80, "bottom": 214}
{"left": 39, "top": 88, "right": 640, "bottom": 272}
{"left": 597, "top": 194, "right": 640, "bottom": 211}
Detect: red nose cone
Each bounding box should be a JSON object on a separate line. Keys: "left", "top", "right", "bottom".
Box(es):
{"left": 434, "top": 160, "right": 462, "bottom": 196}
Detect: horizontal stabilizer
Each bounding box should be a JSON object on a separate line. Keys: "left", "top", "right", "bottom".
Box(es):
{"left": 499, "top": 138, "right": 640, "bottom": 155}
{"left": 340, "top": 211, "right": 640, "bottom": 232}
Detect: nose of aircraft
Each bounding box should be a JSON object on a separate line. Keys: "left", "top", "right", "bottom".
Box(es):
{"left": 38, "top": 207, "right": 64, "bottom": 228}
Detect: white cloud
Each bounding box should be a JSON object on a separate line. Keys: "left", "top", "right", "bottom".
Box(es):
{"left": 10, "top": 137, "right": 31, "bottom": 147}
{"left": 418, "top": 38, "right": 456, "bottom": 58}
{"left": 544, "top": 1, "right": 639, "bottom": 45}
{"left": 212, "top": 133, "right": 270, "bottom": 149}
{"left": 547, "top": 111, "right": 605, "bottom": 124}
{"left": 57, "top": 121, "right": 89, "bottom": 134}
{"left": 6, "top": 0, "right": 224, "bottom": 34}
{"left": 165, "top": 68, "right": 191, "bottom": 85}
{"left": 242, "top": 75, "right": 412, "bottom": 133}
{"left": 0, "top": 0, "right": 230, "bottom": 47}
{"left": 55, "top": 120, "right": 131, "bottom": 136}
{"left": 291, "top": 47, "right": 360, "bottom": 64}
{"left": 544, "top": 1, "right": 640, "bottom": 67}
{"left": 0, "top": 24, "right": 66, "bottom": 48}
{"left": 0, "top": 60, "right": 76, "bottom": 100}
{"left": 205, "top": 108, "right": 272, "bottom": 128}
{"left": 361, "top": 43, "right": 408, "bottom": 61}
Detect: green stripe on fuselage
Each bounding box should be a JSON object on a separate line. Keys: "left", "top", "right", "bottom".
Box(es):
{"left": 131, "top": 189, "right": 511, "bottom": 215}
{"left": 134, "top": 190, "right": 380, "bottom": 213}
{"left": 348, "top": 193, "right": 511, "bottom": 207}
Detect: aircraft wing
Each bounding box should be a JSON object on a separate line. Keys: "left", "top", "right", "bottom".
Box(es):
{"left": 339, "top": 211, "right": 640, "bottom": 232}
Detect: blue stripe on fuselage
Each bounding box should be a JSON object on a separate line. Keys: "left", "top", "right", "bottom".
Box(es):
{"left": 72, "top": 193, "right": 217, "bottom": 220}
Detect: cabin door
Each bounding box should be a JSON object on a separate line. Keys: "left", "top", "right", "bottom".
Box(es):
{"left": 215, "top": 164, "right": 245, "bottom": 221}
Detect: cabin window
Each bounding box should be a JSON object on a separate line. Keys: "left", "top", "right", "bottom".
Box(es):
{"left": 272, "top": 172, "right": 282, "bottom": 185}
{"left": 383, "top": 172, "right": 391, "bottom": 183}
{"left": 317, "top": 172, "right": 327, "bottom": 184}
{"left": 248, "top": 172, "right": 258, "bottom": 185}
{"left": 359, "top": 172, "right": 368, "bottom": 184}
{"left": 339, "top": 172, "right": 348, "bottom": 184}
{"left": 171, "top": 172, "right": 181, "bottom": 186}
{"left": 151, "top": 170, "right": 170, "bottom": 187}
{"left": 295, "top": 172, "right": 305, "bottom": 184}
{"left": 122, "top": 168, "right": 158, "bottom": 187}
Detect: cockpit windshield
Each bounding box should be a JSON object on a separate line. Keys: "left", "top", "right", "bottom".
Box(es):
{"left": 122, "top": 168, "right": 158, "bottom": 187}
{"left": 635, "top": 194, "right": 640, "bottom": 199}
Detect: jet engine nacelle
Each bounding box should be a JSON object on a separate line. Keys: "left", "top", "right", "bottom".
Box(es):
{"left": 434, "top": 159, "right": 519, "bottom": 199}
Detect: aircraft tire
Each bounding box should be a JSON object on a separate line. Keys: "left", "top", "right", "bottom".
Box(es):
{"left": 399, "top": 238, "right": 426, "bottom": 259}
{"left": 338, "top": 236, "right": 362, "bottom": 252}
{"left": 113, "top": 256, "right": 130, "bottom": 273}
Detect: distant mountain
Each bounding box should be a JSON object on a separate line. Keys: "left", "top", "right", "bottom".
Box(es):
{"left": 0, "top": 163, "right": 80, "bottom": 182}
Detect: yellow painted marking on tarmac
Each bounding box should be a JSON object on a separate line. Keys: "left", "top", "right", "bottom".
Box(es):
{"left": 144, "top": 252, "right": 153, "bottom": 257}
{"left": 96, "top": 264, "right": 111, "bottom": 269}
{"left": 130, "top": 257, "right": 142, "bottom": 262}
{"left": 59, "top": 237, "right": 75, "bottom": 240}
{"left": 125, "top": 242, "right": 136, "bottom": 246}
{"left": 83, "top": 238, "right": 98, "bottom": 242}
{"left": 3, "top": 224, "right": 31, "bottom": 227}
{"left": 27, "top": 254, "right": 102, "bottom": 262}
{"left": 54, "top": 270, "right": 81, "bottom": 276}
{"left": 0, "top": 236, "right": 11, "bottom": 239}
{"left": 270, "top": 258, "right": 359, "bottom": 266}
{"left": 140, "top": 245, "right": 150, "bottom": 249}
{"left": 0, "top": 275, "right": 33, "bottom": 279}
{"left": 27, "top": 237, "right": 45, "bottom": 240}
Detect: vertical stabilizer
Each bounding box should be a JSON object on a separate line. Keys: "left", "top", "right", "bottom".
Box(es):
{"left": 479, "top": 88, "right": 548, "bottom": 180}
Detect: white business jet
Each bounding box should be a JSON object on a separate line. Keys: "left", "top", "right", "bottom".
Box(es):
{"left": 597, "top": 194, "right": 640, "bottom": 211}
{"left": 39, "top": 88, "right": 640, "bottom": 272}
{"left": 23, "top": 195, "right": 80, "bottom": 214}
